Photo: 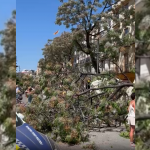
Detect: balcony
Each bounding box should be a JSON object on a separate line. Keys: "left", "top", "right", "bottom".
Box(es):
{"left": 116, "top": 72, "right": 135, "bottom": 83}
{"left": 79, "top": 57, "right": 91, "bottom": 65}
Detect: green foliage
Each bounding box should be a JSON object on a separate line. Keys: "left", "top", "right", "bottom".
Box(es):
{"left": 0, "top": 10, "right": 16, "bottom": 149}
{"left": 120, "top": 131, "right": 129, "bottom": 139}
{"left": 41, "top": 32, "right": 74, "bottom": 66}
{"left": 18, "top": 0, "right": 135, "bottom": 146}
{"left": 135, "top": 0, "right": 150, "bottom": 149}
{"left": 83, "top": 142, "right": 96, "bottom": 150}
{"left": 135, "top": 0, "right": 150, "bottom": 55}
{"left": 136, "top": 83, "right": 150, "bottom": 149}
{"left": 18, "top": 54, "right": 132, "bottom": 144}
{"left": 55, "top": 0, "right": 135, "bottom": 72}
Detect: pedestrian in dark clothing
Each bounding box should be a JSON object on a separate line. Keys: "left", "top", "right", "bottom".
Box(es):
{"left": 28, "top": 87, "right": 33, "bottom": 103}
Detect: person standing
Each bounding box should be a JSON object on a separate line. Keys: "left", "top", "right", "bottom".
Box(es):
{"left": 16, "top": 85, "right": 19, "bottom": 93}
{"left": 86, "top": 78, "right": 91, "bottom": 89}
{"left": 27, "top": 87, "right": 33, "bottom": 103}
{"left": 25, "top": 87, "right": 30, "bottom": 97}
{"left": 128, "top": 93, "right": 135, "bottom": 147}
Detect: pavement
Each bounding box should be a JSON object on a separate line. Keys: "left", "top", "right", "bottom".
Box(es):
{"left": 57, "top": 131, "right": 134, "bottom": 150}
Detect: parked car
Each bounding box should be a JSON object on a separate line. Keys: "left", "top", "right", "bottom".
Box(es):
{"left": 16, "top": 113, "right": 59, "bottom": 150}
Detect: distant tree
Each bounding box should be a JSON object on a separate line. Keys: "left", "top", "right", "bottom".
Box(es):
{"left": 38, "top": 58, "right": 46, "bottom": 75}
{"left": 0, "top": 10, "right": 16, "bottom": 149}
{"left": 42, "top": 32, "right": 74, "bottom": 65}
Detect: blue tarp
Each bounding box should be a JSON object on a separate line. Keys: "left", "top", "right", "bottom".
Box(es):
{"left": 16, "top": 123, "right": 53, "bottom": 150}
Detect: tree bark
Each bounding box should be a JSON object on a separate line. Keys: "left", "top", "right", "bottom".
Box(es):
{"left": 77, "top": 83, "right": 133, "bottom": 96}
{"left": 90, "top": 52, "right": 100, "bottom": 73}
{"left": 136, "top": 114, "right": 150, "bottom": 121}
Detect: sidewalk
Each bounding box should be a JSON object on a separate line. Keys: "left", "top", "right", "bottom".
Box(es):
{"left": 57, "top": 131, "right": 134, "bottom": 150}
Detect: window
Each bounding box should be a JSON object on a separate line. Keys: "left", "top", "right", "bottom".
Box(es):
{"left": 108, "top": 19, "right": 111, "bottom": 27}
{"left": 101, "top": 31, "right": 104, "bottom": 37}
{"left": 86, "top": 57, "right": 91, "bottom": 63}
{"left": 80, "top": 59, "right": 85, "bottom": 64}
{"left": 101, "top": 31, "right": 107, "bottom": 37}
{"left": 74, "top": 57, "right": 76, "bottom": 63}
{"left": 87, "top": 66, "right": 91, "bottom": 72}
{"left": 99, "top": 60, "right": 105, "bottom": 71}
{"left": 124, "top": 53, "right": 128, "bottom": 72}
{"left": 115, "top": 14, "right": 119, "bottom": 19}
{"left": 124, "top": 28, "right": 129, "bottom": 35}
{"left": 124, "top": 4, "right": 128, "bottom": 9}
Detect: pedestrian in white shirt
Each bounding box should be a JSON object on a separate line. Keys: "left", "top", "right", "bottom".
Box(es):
{"left": 127, "top": 93, "right": 135, "bottom": 147}
{"left": 16, "top": 85, "right": 19, "bottom": 93}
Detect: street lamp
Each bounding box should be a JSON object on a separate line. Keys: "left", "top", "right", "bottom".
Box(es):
{"left": 93, "top": 38, "right": 100, "bottom": 74}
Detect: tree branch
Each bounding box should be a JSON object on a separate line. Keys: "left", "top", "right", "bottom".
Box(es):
{"left": 90, "top": 1, "right": 108, "bottom": 32}
{"left": 136, "top": 114, "right": 150, "bottom": 121}
{"left": 112, "top": 61, "right": 132, "bottom": 83}
{"left": 3, "top": 139, "right": 15, "bottom": 147}
{"left": 74, "top": 40, "right": 89, "bottom": 54}
{"left": 88, "top": 0, "right": 96, "bottom": 29}
{"left": 80, "top": 72, "right": 111, "bottom": 76}
{"left": 86, "top": 92, "right": 105, "bottom": 100}
{"left": 108, "top": 86, "right": 123, "bottom": 100}
{"left": 136, "top": 56, "right": 150, "bottom": 58}
{"left": 80, "top": 0, "right": 89, "bottom": 22}
{"left": 77, "top": 83, "right": 133, "bottom": 96}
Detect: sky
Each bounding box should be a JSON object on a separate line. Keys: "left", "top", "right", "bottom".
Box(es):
{"left": 0, "top": 0, "right": 16, "bottom": 52}
{"left": 17, "top": 0, "right": 71, "bottom": 72}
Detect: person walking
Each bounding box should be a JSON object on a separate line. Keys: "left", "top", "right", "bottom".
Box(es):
{"left": 128, "top": 93, "right": 135, "bottom": 147}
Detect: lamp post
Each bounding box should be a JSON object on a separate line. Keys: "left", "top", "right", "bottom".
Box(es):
{"left": 97, "top": 39, "right": 99, "bottom": 74}
{"left": 94, "top": 38, "right": 100, "bottom": 74}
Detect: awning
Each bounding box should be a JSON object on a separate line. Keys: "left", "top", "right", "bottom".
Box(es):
{"left": 116, "top": 72, "right": 135, "bottom": 83}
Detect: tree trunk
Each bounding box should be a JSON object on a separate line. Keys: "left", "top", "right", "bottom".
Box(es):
{"left": 86, "top": 32, "right": 100, "bottom": 73}
{"left": 90, "top": 52, "right": 100, "bottom": 73}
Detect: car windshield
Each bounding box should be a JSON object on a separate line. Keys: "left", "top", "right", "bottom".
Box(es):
{"left": 16, "top": 114, "right": 23, "bottom": 127}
